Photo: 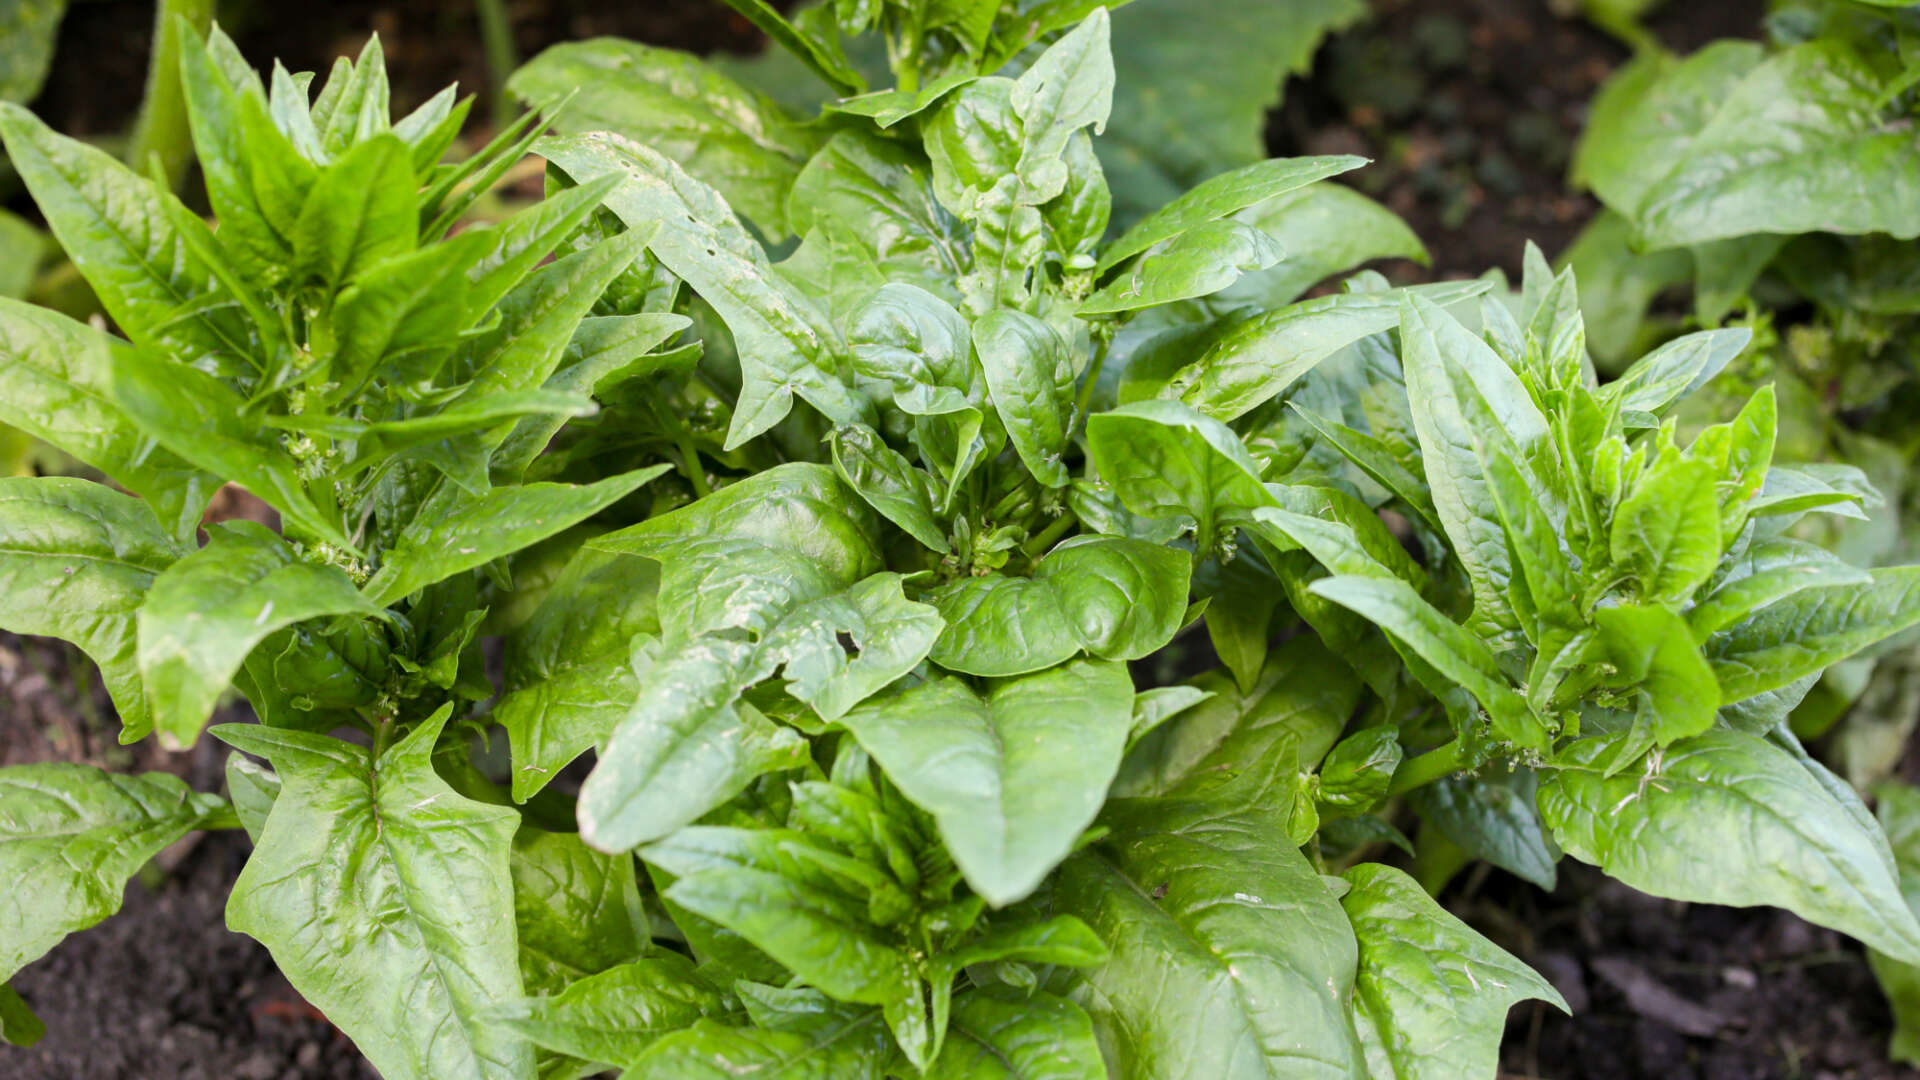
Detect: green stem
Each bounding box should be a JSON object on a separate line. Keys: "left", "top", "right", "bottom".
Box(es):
{"left": 1387, "top": 738, "right": 1467, "bottom": 797}
{"left": 1073, "top": 336, "right": 1110, "bottom": 425}
{"left": 1021, "top": 510, "right": 1077, "bottom": 560}
{"left": 127, "top": 0, "right": 215, "bottom": 193}
{"left": 473, "top": 0, "right": 519, "bottom": 128}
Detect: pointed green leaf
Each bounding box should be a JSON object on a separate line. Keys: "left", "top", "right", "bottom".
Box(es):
{"left": 494, "top": 954, "right": 726, "bottom": 1066}
{"left": 1706, "top": 567, "right": 1920, "bottom": 704}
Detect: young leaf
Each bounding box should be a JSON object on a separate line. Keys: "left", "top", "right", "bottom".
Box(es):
{"left": 1097, "top": 155, "right": 1362, "bottom": 274}
{"left": 215, "top": 711, "right": 533, "bottom": 1080}
{"left": 974, "top": 309, "right": 1074, "bottom": 488}
{"left": 1342, "top": 863, "right": 1567, "bottom": 1079}
{"left": 0, "top": 764, "right": 227, "bottom": 983}
{"left": 837, "top": 659, "right": 1135, "bottom": 906}
{"left": 138, "top": 522, "right": 386, "bottom": 748}
{"left": 1706, "top": 567, "right": 1920, "bottom": 704}
{"left": 1540, "top": 730, "right": 1920, "bottom": 966}
{"left": 491, "top": 955, "right": 729, "bottom": 1066}
{"left": 0, "top": 479, "right": 182, "bottom": 738}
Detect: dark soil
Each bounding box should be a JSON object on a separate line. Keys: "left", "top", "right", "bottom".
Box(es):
{"left": 9, "top": 2, "right": 1917, "bottom": 1080}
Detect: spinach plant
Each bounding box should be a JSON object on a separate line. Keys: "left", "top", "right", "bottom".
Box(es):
{"left": 6, "top": 9, "right": 1920, "bottom": 1080}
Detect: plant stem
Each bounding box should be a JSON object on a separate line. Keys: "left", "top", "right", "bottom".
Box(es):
{"left": 127, "top": 0, "right": 215, "bottom": 193}
{"left": 473, "top": 0, "right": 519, "bottom": 128}
{"left": 1387, "top": 738, "right": 1467, "bottom": 797}
{"left": 1073, "top": 336, "right": 1110, "bottom": 425}
{"left": 1021, "top": 510, "right": 1077, "bottom": 559}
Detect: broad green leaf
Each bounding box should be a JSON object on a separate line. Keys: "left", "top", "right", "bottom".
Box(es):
{"left": 1540, "top": 730, "right": 1920, "bottom": 966}
{"left": 0, "top": 764, "right": 226, "bottom": 983}
{"left": 623, "top": 1018, "right": 888, "bottom": 1079}
{"left": 0, "top": 0, "right": 68, "bottom": 103}
{"left": 1408, "top": 768, "right": 1558, "bottom": 891}
{"left": 824, "top": 72, "right": 978, "bottom": 128}
{"left": 1059, "top": 745, "right": 1365, "bottom": 1079}
{"left": 1100, "top": 0, "right": 1365, "bottom": 222}
{"left": 928, "top": 989, "right": 1106, "bottom": 1080}
{"left": 1116, "top": 636, "right": 1360, "bottom": 799}
{"left": 497, "top": 548, "right": 661, "bottom": 802}
{"left": 974, "top": 309, "right": 1073, "bottom": 488}
{"left": 216, "top": 711, "right": 532, "bottom": 1080}
{"left": 1706, "top": 567, "right": 1920, "bottom": 704}
{"left": 365, "top": 467, "right": 669, "bottom": 606}
{"left": 510, "top": 39, "right": 812, "bottom": 235}
{"left": 0, "top": 478, "right": 181, "bottom": 737}
{"left": 1213, "top": 183, "right": 1428, "bottom": 310}
{"left": 1166, "top": 280, "right": 1490, "bottom": 421}
{"left": 1342, "top": 863, "right": 1566, "bottom": 1079}
{"left": 112, "top": 348, "right": 351, "bottom": 549}
{"left": 1632, "top": 41, "right": 1920, "bottom": 247}
{"left": 493, "top": 955, "right": 728, "bottom": 1066}
{"left": 291, "top": 135, "right": 416, "bottom": 288}
{"left": 830, "top": 424, "right": 949, "bottom": 553}
{"left": 1085, "top": 398, "right": 1268, "bottom": 545}
{"left": 0, "top": 102, "right": 249, "bottom": 366}
{"left": 1611, "top": 454, "right": 1721, "bottom": 604}
{"left": 1311, "top": 575, "right": 1547, "bottom": 751}
{"left": 0, "top": 300, "right": 215, "bottom": 538}
{"left": 1398, "top": 292, "right": 1548, "bottom": 643}
{"left": 511, "top": 826, "right": 647, "bottom": 995}
{"left": 1592, "top": 604, "right": 1718, "bottom": 750}
{"left": 838, "top": 660, "right": 1134, "bottom": 906}
{"left": 1097, "top": 155, "right": 1362, "bottom": 274}
{"left": 927, "top": 537, "right": 1190, "bottom": 677}
{"left": 1081, "top": 219, "right": 1284, "bottom": 315}
{"left": 139, "top": 522, "right": 385, "bottom": 748}
{"left": 538, "top": 133, "right": 866, "bottom": 449}
{"left": 1602, "top": 328, "right": 1750, "bottom": 419}
{"left": 787, "top": 130, "right": 966, "bottom": 298}
{"left": 1687, "top": 538, "right": 1872, "bottom": 640}
{"left": 328, "top": 229, "right": 497, "bottom": 400}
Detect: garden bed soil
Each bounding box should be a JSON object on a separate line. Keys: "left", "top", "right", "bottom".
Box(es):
{"left": 10, "top": 1, "right": 1918, "bottom": 1078}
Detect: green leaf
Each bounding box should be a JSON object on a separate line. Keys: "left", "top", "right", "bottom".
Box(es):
{"left": 0, "top": 983, "right": 43, "bottom": 1048}
{"left": 1868, "top": 783, "right": 1920, "bottom": 1067}
{"left": 1214, "top": 183, "right": 1428, "bottom": 310}
{"left": 0, "top": 0, "right": 69, "bottom": 103}
{"left": 1342, "top": 863, "right": 1566, "bottom": 1079}
{"left": 837, "top": 659, "right": 1134, "bottom": 906}
{"left": 0, "top": 478, "right": 182, "bottom": 738}
{"left": 830, "top": 424, "right": 949, "bottom": 553}
{"left": 1165, "top": 280, "right": 1490, "bottom": 421}
{"left": 1085, "top": 398, "right": 1269, "bottom": 544}
{"left": 291, "top": 135, "right": 417, "bottom": 288}
{"left": 974, "top": 309, "right": 1074, "bottom": 488}
{"left": 538, "top": 133, "right": 866, "bottom": 449}
{"left": 1097, "top": 155, "right": 1362, "bottom": 274}
{"left": 511, "top": 826, "right": 647, "bottom": 995}
{"left": 365, "top": 467, "right": 669, "bottom": 607}
{"left": 510, "top": 39, "right": 813, "bottom": 235}
{"left": 1082, "top": 219, "right": 1285, "bottom": 315}
{"left": 1408, "top": 768, "right": 1559, "bottom": 891}
{"left": 787, "top": 130, "right": 967, "bottom": 298}
{"left": 1630, "top": 41, "right": 1920, "bottom": 247}
{"left": 1687, "top": 538, "right": 1872, "bottom": 641}
{"left": 1592, "top": 604, "right": 1719, "bottom": 750}
{"left": 1602, "top": 327, "right": 1750, "bottom": 419}
{"left": 824, "top": 72, "right": 978, "bottom": 128}
{"left": 1058, "top": 746, "right": 1365, "bottom": 1079}
{"left": 1706, "top": 567, "right": 1920, "bottom": 704}
{"left": 494, "top": 955, "right": 728, "bottom": 1067}
{"left": 111, "top": 348, "right": 351, "bottom": 549}
{"left": 0, "top": 763, "right": 226, "bottom": 983}
{"left": 224, "top": 753, "right": 278, "bottom": 844}
{"left": 927, "top": 537, "right": 1191, "bottom": 677}
{"left": 1397, "top": 291, "right": 1548, "bottom": 644}
{"left": 1310, "top": 575, "right": 1548, "bottom": 752}
{"left": 497, "top": 548, "right": 660, "bottom": 802}
{"left": 215, "top": 710, "right": 532, "bottom": 1080}
{"left": 0, "top": 102, "right": 250, "bottom": 370}
{"left": 138, "top": 522, "right": 385, "bottom": 748}
{"left": 624, "top": 1018, "right": 888, "bottom": 1079}
{"left": 928, "top": 989, "right": 1106, "bottom": 1080}
{"left": 0, "top": 299, "right": 215, "bottom": 539}
{"left": 1540, "top": 729, "right": 1920, "bottom": 966}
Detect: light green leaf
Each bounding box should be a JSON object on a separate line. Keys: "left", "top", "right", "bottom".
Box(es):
{"left": 1081, "top": 219, "right": 1284, "bottom": 315}
{"left": 1687, "top": 538, "right": 1872, "bottom": 641}
{"left": 830, "top": 424, "right": 948, "bottom": 553}
{"left": 928, "top": 989, "right": 1106, "bottom": 1080}
{"left": 1612, "top": 454, "right": 1721, "bottom": 604}
{"left": 1540, "top": 729, "right": 1920, "bottom": 966}
{"left": 224, "top": 753, "right": 278, "bottom": 845}
{"left": 138, "top": 522, "right": 383, "bottom": 748}
{"left": 787, "top": 130, "right": 966, "bottom": 298}
{"left": 1214, "top": 183, "right": 1427, "bottom": 310}
{"left": 494, "top": 955, "right": 728, "bottom": 1067}
{"left": 291, "top": 135, "right": 417, "bottom": 288}
{"left": 1602, "top": 328, "right": 1749, "bottom": 419}
{"left": 366, "top": 467, "right": 669, "bottom": 606}
{"left": 928, "top": 536, "right": 1190, "bottom": 677}
{"left": 216, "top": 711, "right": 532, "bottom": 1080}
{"left": 511, "top": 826, "right": 647, "bottom": 995}
{"left": 0, "top": 763, "right": 226, "bottom": 983}
{"left": 974, "top": 309, "right": 1074, "bottom": 488}
{"left": 1085, "top": 398, "right": 1269, "bottom": 544}
{"left": 510, "top": 39, "right": 812, "bottom": 235}
{"left": 1098, "top": 155, "right": 1362, "bottom": 274}
{"left": 838, "top": 659, "right": 1134, "bottom": 906}
{"left": 1868, "top": 783, "right": 1920, "bottom": 1067}
{"left": 538, "top": 133, "right": 866, "bottom": 449}
{"left": 0, "top": 478, "right": 182, "bottom": 738}
{"left": 1707, "top": 567, "right": 1920, "bottom": 704}
{"left": 1166, "top": 280, "right": 1490, "bottom": 421}
{"left": 1342, "top": 863, "right": 1566, "bottom": 1079}
{"left": 623, "top": 1018, "right": 888, "bottom": 1079}
{"left": 0, "top": 0, "right": 69, "bottom": 103}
